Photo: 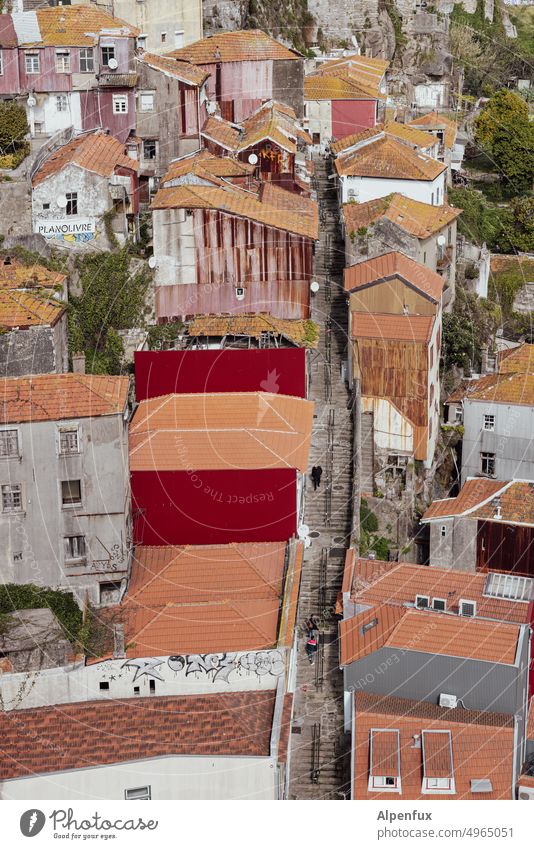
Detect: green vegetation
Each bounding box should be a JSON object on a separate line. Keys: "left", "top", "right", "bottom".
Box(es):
{"left": 473, "top": 90, "right": 534, "bottom": 192}
{"left": 442, "top": 287, "right": 501, "bottom": 372}
{"left": 0, "top": 584, "right": 83, "bottom": 644}
{"left": 448, "top": 187, "right": 510, "bottom": 250}
{"left": 0, "top": 101, "right": 29, "bottom": 169}
{"left": 146, "top": 320, "right": 183, "bottom": 350}
{"left": 68, "top": 249, "right": 151, "bottom": 374}
{"left": 360, "top": 498, "right": 391, "bottom": 561}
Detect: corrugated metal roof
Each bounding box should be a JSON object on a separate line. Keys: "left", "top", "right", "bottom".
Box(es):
{"left": 156, "top": 279, "right": 310, "bottom": 322}
{"left": 11, "top": 11, "right": 40, "bottom": 45}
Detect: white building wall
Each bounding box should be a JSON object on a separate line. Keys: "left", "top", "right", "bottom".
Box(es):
{"left": 305, "top": 100, "right": 332, "bottom": 142}
{"left": 1, "top": 755, "right": 278, "bottom": 800}
{"left": 414, "top": 82, "right": 448, "bottom": 109}
{"left": 339, "top": 172, "right": 446, "bottom": 205}
{"left": 0, "top": 650, "right": 284, "bottom": 711}
{"left": 153, "top": 208, "right": 196, "bottom": 285}
{"left": 461, "top": 400, "right": 534, "bottom": 484}
{"left": 361, "top": 396, "right": 414, "bottom": 455}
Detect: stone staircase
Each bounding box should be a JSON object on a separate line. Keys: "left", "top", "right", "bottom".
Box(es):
{"left": 360, "top": 410, "right": 375, "bottom": 496}
{"left": 289, "top": 157, "right": 353, "bottom": 800}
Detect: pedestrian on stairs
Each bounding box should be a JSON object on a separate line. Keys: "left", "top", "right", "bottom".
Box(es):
{"left": 305, "top": 636, "right": 318, "bottom": 664}
{"left": 311, "top": 465, "right": 323, "bottom": 490}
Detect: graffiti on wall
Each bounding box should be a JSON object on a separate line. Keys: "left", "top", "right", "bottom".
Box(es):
{"left": 118, "top": 650, "right": 285, "bottom": 685}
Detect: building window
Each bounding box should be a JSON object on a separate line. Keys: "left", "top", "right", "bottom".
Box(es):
{"left": 58, "top": 427, "right": 79, "bottom": 455}
{"left": 25, "top": 53, "right": 40, "bottom": 74}
{"left": 436, "top": 186, "right": 440, "bottom": 204}
{"left": 61, "top": 479, "right": 81, "bottom": 506}
{"left": 56, "top": 94, "right": 68, "bottom": 113}
{"left": 2, "top": 483, "right": 22, "bottom": 513}
{"left": 0, "top": 430, "right": 19, "bottom": 458}
{"left": 143, "top": 139, "right": 157, "bottom": 160}
{"left": 101, "top": 45, "right": 115, "bottom": 66}
{"left": 55, "top": 50, "right": 71, "bottom": 73}
{"left": 481, "top": 451, "right": 496, "bottom": 476}
{"left": 66, "top": 192, "right": 78, "bottom": 215}
{"left": 125, "top": 786, "right": 151, "bottom": 800}
{"left": 174, "top": 30, "right": 184, "bottom": 49}
{"left": 113, "top": 95, "right": 128, "bottom": 114}
{"left": 454, "top": 406, "right": 463, "bottom": 423}
{"left": 100, "top": 581, "right": 122, "bottom": 605}
{"left": 139, "top": 92, "right": 154, "bottom": 112}
{"left": 79, "top": 48, "right": 94, "bottom": 73}
{"left": 483, "top": 414, "right": 495, "bottom": 431}
{"left": 64, "top": 535, "right": 86, "bottom": 561}
{"left": 440, "top": 525, "right": 447, "bottom": 537}
{"left": 161, "top": 32, "right": 167, "bottom": 43}
{"left": 415, "top": 594, "right": 430, "bottom": 608}
{"left": 424, "top": 777, "right": 452, "bottom": 790}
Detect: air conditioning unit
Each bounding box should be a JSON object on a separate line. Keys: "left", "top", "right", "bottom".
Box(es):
{"left": 518, "top": 787, "right": 534, "bottom": 800}
{"left": 439, "top": 693, "right": 458, "bottom": 709}
{"left": 235, "top": 287, "right": 245, "bottom": 300}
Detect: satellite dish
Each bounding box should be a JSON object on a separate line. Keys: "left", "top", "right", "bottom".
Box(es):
{"left": 205, "top": 100, "right": 217, "bottom": 115}
{"left": 107, "top": 57, "right": 118, "bottom": 70}
{"left": 57, "top": 195, "right": 68, "bottom": 209}
{"left": 310, "top": 280, "right": 320, "bottom": 293}
{"left": 248, "top": 153, "right": 258, "bottom": 165}
{"left": 437, "top": 234, "right": 446, "bottom": 246}
{"left": 27, "top": 96, "right": 36, "bottom": 108}
{"left": 148, "top": 255, "right": 157, "bottom": 269}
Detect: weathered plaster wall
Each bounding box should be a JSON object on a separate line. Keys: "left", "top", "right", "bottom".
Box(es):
{"left": 0, "top": 317, "right": 68, "bottom": 378}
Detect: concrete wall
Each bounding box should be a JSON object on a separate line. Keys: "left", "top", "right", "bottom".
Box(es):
{"left": 153, "top": 207, "right": 196, "bottom": 285}
{"left": 0, "top": 413, "right": 130, "bottom": 605}
{"left": 272, "top": 58, "right": 304, "bottom": 119}
{"left": 0, "top": 315, "right": 68, "bottom": 377}
{"left": 339, "top": 171, "right": 446, "bottom": 205}
{"left": 0, "top": 648, "right": 285, "bottom": 711}
{"left": 1, "top": 754, "right": 278, "bottom": 800}
{"left": 428, "top": 515, "right": 478, "bottom": 571}
{"left": 361, "top": 396, "right": 414, "bottom": 455}
{"left": 462, "top": 400, "right": 534, "bottom": 484}
{"left": 0, "top": 178, "right": 32, "bottom": 240}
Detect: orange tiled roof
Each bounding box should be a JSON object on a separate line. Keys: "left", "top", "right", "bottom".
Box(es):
{"left": 353, "top": 692, "right": 515, "bottom": 800}
{"left": 0, "top": 374, "right": 129, "bottom": 424}
{"left": 340, "top": 603, "right": 520, "bottom": 665}
{"left": 343, "top": 193, "right": 461, "bottom": 240}
{"left": 470, "top": 481, "right": 534, "bottom": 525}
{"left": 137, "top": 52, "right": 208, "bottom": 87}
{"left": 0, "top": 692, "right": 276, "bottom": 780}
{"left": 335, "top": 135, "right": 446, "bottom": 180}
{"left": 331, "top": 122, "right": 436, "bottom": 154}
{"left": 152, "top": 176, "right": 319, "bottom": 240}
{"left": 445, "top": 374, "right": 498, "bottom": 404}
{"left": 498, "top": 343, "right": 534, "bottom": 374}
{"left": 421, "top": 478, "right": 506, "bottom": 521}
{"left": 32, "top": 131, "right": 138, "bottom": 187}
{"left": 162, "top": 149, "right": 255, "bottom": 182}
{"left": 344, "top": 250, "right": 444, "bottom": 302}
{"left": 305, "top": 53, "right": 388, "bottom": 101}
{"left": 129, "top": 391, "right": 313, "bottom": 472}
{"left": 346, "top": 556, "right": 532, "bottom": 624}
{"left": 27, "top": 7, "right": 139, "bottom": 47}
{"left": 408, "top": 111, "right": 458, "bottom": 150}
{"left": 463, "top": 371, "right": 534, "bottom": 405}
{"left": 0, "top": 289, "right": 65, "bottom": 329}
{"left": 128, "top": 542, "right": 287, "bottom": 605}
{"left": 203, "top": 102, "right": 311, "bottom": 154}
{"left": 168, "top": 29, "right": 301, "bottom": 63}
{"left": 0, "top": 257, "right": 65, "bottom": 290}
{"left": 352, "top": 311, "right": 435, "bottom": 343}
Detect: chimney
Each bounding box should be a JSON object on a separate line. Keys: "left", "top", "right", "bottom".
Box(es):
{"left": 113, "top": 624, "right": 125, "bottom": 659}
{"left": 72, "top": 352, "right": 86, "bottom": 374}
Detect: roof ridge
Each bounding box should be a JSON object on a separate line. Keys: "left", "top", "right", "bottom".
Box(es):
{"left": 228, "top": 598, "right": 277, "bottom": 644}
{"left": 229, "top": 543, "right": 282, "bottom": 598}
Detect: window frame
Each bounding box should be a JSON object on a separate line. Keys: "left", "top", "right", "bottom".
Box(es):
{"left": 483, "top": 413, "right": 495, "bottom": 432}
{"left": 57, "top": 425, "right": 80, "bottom": 456}
{"left": 64, "top": 534, "right": 86, "bottom": 562}
{"left": 1, "top": 483, "right": 23, "bottom": 513}
{"left": 79, "top": 47, "right": 94, "bottom": 73}
{"left": 25, "top": 52, "right": 40, "bottom": 75}
{"left": 0, "top": 428, "right": 20, "bottom": 459}
{"left": 480, "top": 451, "right": 496, "bottom": 477}
{"left": 55, "top": 94, "right": 68, "bottom": 113}
{"left": 143, "top": 139, "right": 157, "bottom": 160}
{"left": 61, "top": 478, "right": 82, "bottom": 508}
{"left": 124, "top": 786, "right": 151, "bottom": 800}
{"left": 112, "top": 94, "right": 128, "bottom": 115}
{"left": 139, "top": 92, "right": 155, "bottom": 113}
{"left": 101, "top": 45, "right": 116, "bottom": 67}
{"left": 66, "top": 192, "right": 78, "bottom": 216}
{"left": 55, "top": 49, "right": 71, "bottom": 74}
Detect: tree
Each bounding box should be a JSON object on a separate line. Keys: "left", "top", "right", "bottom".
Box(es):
{"left": 474, "top": 89, "right": 529, "bottom": 153}
{"left": 442, "top": 313, "right": 481, "bottom": 372}
{"left": 0, "top": 100, "right": 28, "bottom": 153}
{"left": 69, "top": 249, "right": 150, "bottom": 374}
{"left": 491, "top": 118, "right": 534, "bottom": 191}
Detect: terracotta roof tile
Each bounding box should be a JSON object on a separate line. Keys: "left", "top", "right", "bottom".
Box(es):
{"left": 354, "top": 692, "right": 515, "bottom": 799}
{"left": 29, "top": 7, "right": 139, "bottom": 47}
{"left": 471, "top": 481, "right": 534, "bottom": 525}
{"left": 341, "top": 602, "right": 520, "bottom": 665}
{"left": 332, "top": 122, "right": 436, "bottom": 154}
{"left": 0, "top": 258, "right": 65, "bottom": 290}
{"left": 335, "top": 135, "right": 446, "bottom": 180}
{"left": 347, "top": 556, "right": 532, "bottom": 624}
{"left": 32, "top": 131, "right": 138, "bottom": 187}
{"left": 422, "top": 479, "right": 506, "bottom": 520}
{"left": 342, "top": 193, "right": 461, "bottom": 240}
{"left": 408, "top": 111, "right": 458, "bottom": 150}
{"left": 0, "top": 374, "right": 129, "bottom": 424}
{"left": 162, "top": 149, "right": 255, "bottom": 182}
{"left": 344, "top": 250, "right": 444, "bottom": 301}
{"left": 465, "top": 372, "right": 534, "bottom": 405}
{"left": 0, "top": 289, "right": 65, "bottom": 329}
{"left": 168, "top": 29, "right": 301, "bottom": 63}
{"left": 152, "top": 176, "right": 319, "bottom": 240}
{"left": 129, "top": 391, "right": 313, "bottom": 472}
{"left": 305, "top": 54, "right": 388, "bottom": 101}
{"left": 137, "top": 52, "right": 208, "bottom": 86}
{"left": 352, "top": 311, "right": 435, "bottom": 343}
{"left": 0, "top": 691, "right": 276, "bottom": 780}
{"left": 202, "top": 102, "right": 311, "bottom": 153}
{"left": 187, "top": 314, "right": 320, "bottom": 348}
{"left": 498, "top": 343, "right": 534, "bottom": 374}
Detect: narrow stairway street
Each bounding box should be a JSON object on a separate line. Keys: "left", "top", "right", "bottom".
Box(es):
{"left": 289, "top": 155, "right": 354, "bottom": 800}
